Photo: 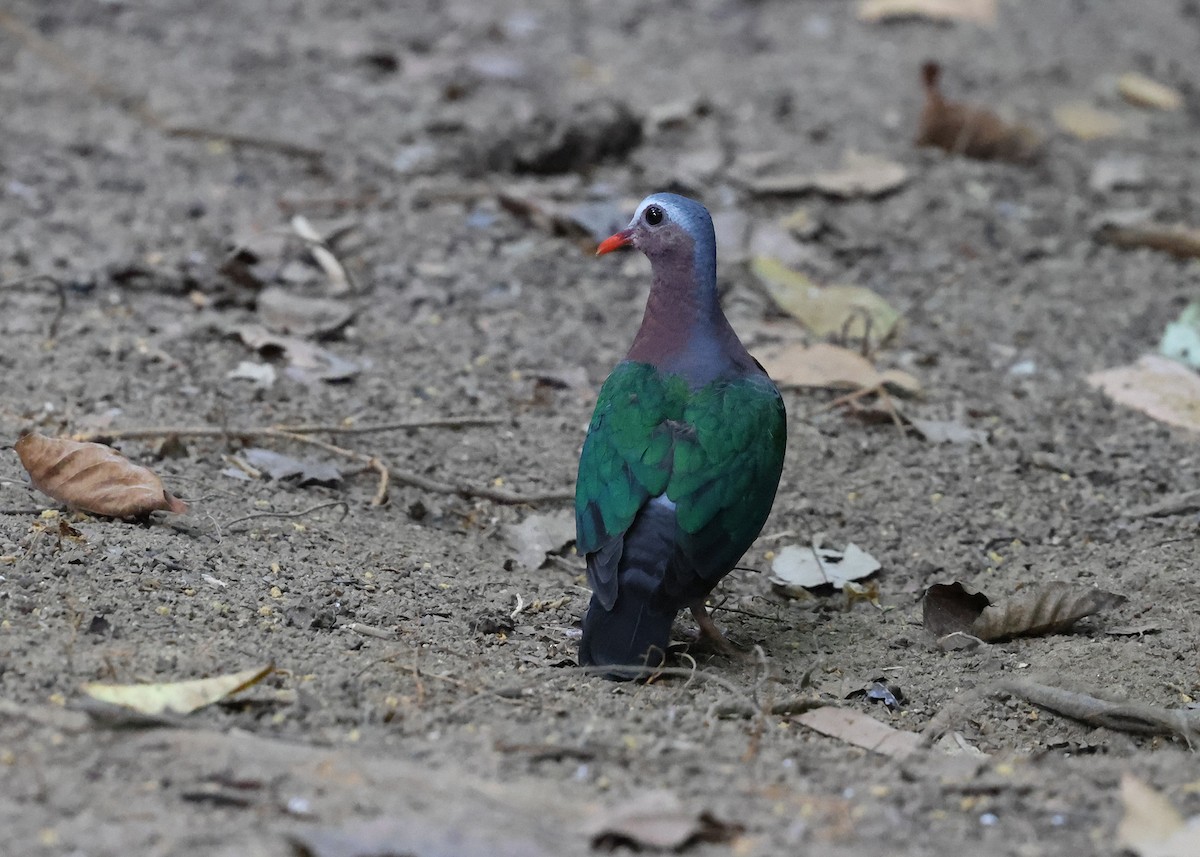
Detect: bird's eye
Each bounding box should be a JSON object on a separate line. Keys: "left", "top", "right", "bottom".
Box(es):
{"left": 644, "top": 205, "right": 664, "bottom": 226}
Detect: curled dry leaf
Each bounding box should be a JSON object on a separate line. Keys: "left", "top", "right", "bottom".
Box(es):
{"left": 1117, "top": 72, "right": 1184, "bottom": 112}
{"left": 857, "top": 0, "right": 996, "bottom": 25}
{"left": 1086, "top": 354, "right": 1200, "bottom": 433}
{"left": 754, "top": 342, "right": 921, "bottom": 396}
{"left": 82, "top": 664, "right": 273, "bottom": 716}
{"left": 923, "top": 581, "right": 1126, "bottom": 642}
{"left": 916, "top": 62, "right": 1041, "bottom": 163}
{"left": 585, "top": 790, "right": 741, "bottom": 851}
{"left": 15, "top": 432, "right": 188, "bottom": 518}
{"left": 751, "top": 257, "right": 901, "bottom": 342}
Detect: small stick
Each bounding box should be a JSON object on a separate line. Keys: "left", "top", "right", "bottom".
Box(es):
{"left": 0, "top": 274, "right": 67, "bottom": 338}
{"left": 222, "top": 500, "right": 349, "bottom": 530}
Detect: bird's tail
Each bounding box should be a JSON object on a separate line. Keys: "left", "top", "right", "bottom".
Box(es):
{"left": 578, "top": 588, "right": 676, "bottom": 681}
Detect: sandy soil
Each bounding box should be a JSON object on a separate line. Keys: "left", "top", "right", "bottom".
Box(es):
{"left": 2, "top": 1, "right": 1198, "bottom": 855}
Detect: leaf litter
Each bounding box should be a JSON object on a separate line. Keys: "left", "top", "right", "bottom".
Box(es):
{"left": 15, "top": 432, "right": 188, "bottom": 518}
{"left": 236, "top": 323, "right": 361, "bottom": 382}
{"left": 754, "top": 342, "right": 920, "bottom": 396}
{"left": 750, "top": 256, "right": 901, "bottom": 342}
{"left": 1117, "top": 774, "right": 1200, "bottom": 857}
{"left": 241, "top": 447, "right": 343, "bottom": 486}
{"left": 585, "top": 789, "right": 742, "bottom": 852}
{"left": 771, "top": 541, "right": 882, "bottom": 595}
{"left": 505, "top": 509, "right": 576, "bottom": 570}
{"left": 81, "top": 663, "right": 273, "bottom": 717}
{"left": 1117, "top": 72, "right": 1184, "bottom": 111}
{"left": 1086, "top": 354, "right": 1200, "bottom": 433}
{"left": 922, "top": 581, "right": 1126, "bottom": 642}
{"left": 915, "top": 62, "right": 1040, "bottom": 163}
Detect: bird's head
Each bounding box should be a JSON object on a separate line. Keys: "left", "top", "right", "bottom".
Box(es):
{"left": 596, "top": 193, "right": 716, "bottom": 276}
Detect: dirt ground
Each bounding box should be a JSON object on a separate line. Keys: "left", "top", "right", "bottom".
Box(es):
{"left": 2, "top": 1, "right": 1199, "bottom": 855}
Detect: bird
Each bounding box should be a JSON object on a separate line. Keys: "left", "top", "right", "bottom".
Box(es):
{"left": 575, "top": 192, "right": 787, "bottom": 679}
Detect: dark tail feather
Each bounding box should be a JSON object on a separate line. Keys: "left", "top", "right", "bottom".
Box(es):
{"left": 578, "top": 589, "right": 676, "bottom": 681}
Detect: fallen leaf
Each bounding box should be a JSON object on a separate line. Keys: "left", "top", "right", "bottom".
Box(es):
{"left": 1053, "top": 102, "right": 1126, "bottom": 140}
{"left": 237, "top": 323, "right": 360, "bottom": 382}
{"left": 82, "top": 664, "right": 273, "bottom": 716}
{"left": 796, "top": 706, "right": 921, "bottom": 758}
{"left": 751, "top": 257, "right": 901, "bottom": 341}
{"left": 922, "top": 581, "right": 1126, "bottom": 642}
{"left": 227, "top": 360, "right": 278, "bottom": 388}
{"left": 1117, "top": 774, "right": 1200, "bottom": 857}
{"left": 16, "top": 433, "right": 188, "bottom": 518}
{"left": 1095, "top": 220, "right": 1200, "bottom": 260}
{"left": 1117, "top": 73, "right": 1184, "bottom": 112}
{"left": 1160, "top": 302, "right": 1200, "bottom": 370}
{"left": 754, "top": 342, "right": 920, "bottom": 396}
{"left": 857, "top": 0, "right": 996, "bottom": 25}
{"left": 242, "top": 448, "right": 342, "bottom": 486}
{"left": 585, "top": 790, "right": 741, "bottom": 851}
{"left": 1087, "top": 354, "right": 1200, "bottom": 432}
{"left": 748, "top": 151, "right": 908, "bottom": 199}
{"left": 910, "top": 418, "right": 988, "bottom": 445}
{"left": 506, "top": 510, "right": 575, "bottom": 570}
{"left": 771, "top": 542, "right": 881, "bottom": 594}
{"left": 256, "top": 286, "right": 354, "bottom": 337}
{"left": 916, "top": 62, "right": 1040, "bottom": 162}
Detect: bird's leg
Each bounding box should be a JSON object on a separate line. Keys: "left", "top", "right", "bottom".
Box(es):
{"left": 689, "top": 601, "right": 739, "bottom": 655}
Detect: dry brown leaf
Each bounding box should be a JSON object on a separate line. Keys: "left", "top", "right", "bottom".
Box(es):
{"left": 916, "top": 62, "right": 1041, "bottom": 163}
{"left": 857, "top": 0, "right": 996, "bottom": 25}
{"left": 15, "top": 432, "right": 188, "bottom": 518}
{"left": 796, "top": 706, "right": 922, "bottom": 758}
{"left": 750, "top": 257, "right": 901, "bottom": 341}
{"left": 585, "top": 790, "right": 742, "bottom": 851}
{"left": 1053, "top": 102, "right": 1127, "bottom": 140}
{"left": 1117, "top": 774, "right": 1200, "bottom": 857}
{"left": 1094, "top": 221, "right": 1200, "bottom": 260}
{"left": 922, "top": 581, "right": 1125, "bottom": 642}
{"left": 754, "top": 342, "right": 921, "bottom": 396}
{"left": 810, "top": 151, "right": 909, "bottom": 199}
{"left": 1117, "top": 73, "right": 1184, "bottom": 112}
{"left": 1087, "top": 354, "right": 1200, "bottom": 432}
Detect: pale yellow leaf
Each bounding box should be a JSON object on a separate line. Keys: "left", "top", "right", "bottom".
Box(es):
{"left": 1053, "top": 103, "right": 1125, "bottom": 140}
{"left": 1118, "top": 73, "right": 1183, "bottom": 111}
{"left": 82, "top": 664, "right": 274, "bottom": 716}
{"left": 796, "top": 706, "right": 921, "bottom": 758}
{"left": 857, "top": 0, "right": 996, "bottom": 25}
{"left": 751, "top": 257, "right": 901, "bottom": 341}
{"left": 1117, "top": 774, "right": 1200, "bottom": 857}
{"left": 754, "top": 342, "right": 920, "bottom": 395}
{"left": 1087, "top": 354, "right": 1200, "bottom": 432}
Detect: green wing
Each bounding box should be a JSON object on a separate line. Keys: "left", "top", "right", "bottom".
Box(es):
{"left": 575, "top": 361, "right": 786, "bottom": 609}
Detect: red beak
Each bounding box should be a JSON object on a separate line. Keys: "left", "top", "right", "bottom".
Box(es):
{"left": 596, "top": 228, "right": 634, "bottom": 255}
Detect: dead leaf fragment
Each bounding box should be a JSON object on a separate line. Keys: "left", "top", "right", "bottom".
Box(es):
{"left": 754, "top": 342, "right": 920, "bottom": 396}
{"left": 751, "top": 257, "right": 901, "bottom": 342}
{"left": 857, "top": 0, "right": 996, "bottom": 25}
{"left": 16, "top": 433, "right": 188, "bottom": 518}
{"left": 1053, "top": 102, "right": 1126, "bottom": 140}
{"left": 1117, "top": 774, "right": 1200, "bottom": 857}
{"left": 1160, "top": 302, "right": 1200, "bottom": 370}
{"left": 771, "top": 542, "right": 881, "bottom": 594}
{"left": 923, "top": 581, "right": 1125, "bottom": 641}
{"left": 242, "top": 448, "right": 342, "bottom": 486}
{"left": 82, "top": 664, "right": 273, "bottom": 716}
{"left": 1087, "top": 354, "right": 1200, "bottom": 432}
{"left": 916, "top": 62, "right": 1040, "bottom": 162}
{"left": 505, "top": 510, "right": 576, "bottom": 570}
{"left": 237, "top": 323, "right": 360, "bottom": 382}
{"left": 585, "top": 790, "right": 741, "bottom": 851}
{"left": 796, "top": 706, "right": 922, "bottom": 758}
{"left": 811, "top": 151, "right": 909, "bottom": 199}
{"left": 1117, "top": 73, "right": 1184, "bottom": 111}
{"left": 257, "top": 286, "right": 354, "bottom": 337}
{"left": 910, "top": 418, "right": 987, "bottom": 445}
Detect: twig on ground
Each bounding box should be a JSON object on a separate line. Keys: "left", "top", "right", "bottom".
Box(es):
{"left": 921, "top": 678, "right": 1200, "bottom": 749}
{"left": 0, "top": 274, "right": 67, "bottom": 338}
{"left": 222, "top": 500, "right": 348, "bottom": 530}
{"left": 69, "top": 422, "right": 569, "bottom": 506}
